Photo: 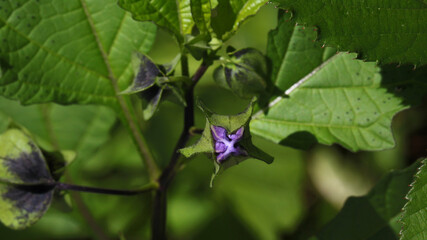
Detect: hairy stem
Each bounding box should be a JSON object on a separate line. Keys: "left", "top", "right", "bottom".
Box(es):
{"left": 151, "top": 59, "right": 211, "bottom": 240}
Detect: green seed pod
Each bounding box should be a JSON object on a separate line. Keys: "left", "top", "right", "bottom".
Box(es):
{"left": 213, "top": 48, "right": 267, "bottom": 99}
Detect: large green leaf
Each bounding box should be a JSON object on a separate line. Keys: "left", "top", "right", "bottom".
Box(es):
{"left": 401, "top": 159, "right": 427, "bottom": 240}
{"left": 311, "top": 160, "right": 421, "bottom": 240}
{"left": 0, "top": 97, "right": 116, "bottom": 163}
{"left": 271, "top": 0, "right": 427, "bottom": 64}
{"left": 0, "top": 0, "right": 156, "bottom": 107}
{"left": 0, "top": 129, "right": 54, "bottom": 230}
{"left": 250, "top": 15, "right": 425, "bottom": 151}
{"left": 252, "top": 52, "right": 407, "bottom": 151}
{"left": 118, "top": 0, "right": 193, "bottom": 41}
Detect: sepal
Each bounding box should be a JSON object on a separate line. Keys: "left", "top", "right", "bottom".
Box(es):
{"left": 179, "top": 99, "right": 273, "bottom": 186}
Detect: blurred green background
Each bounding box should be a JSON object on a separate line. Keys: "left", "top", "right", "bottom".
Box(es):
{"left": 0, "top": 4, "right": 425, "bottom": 240}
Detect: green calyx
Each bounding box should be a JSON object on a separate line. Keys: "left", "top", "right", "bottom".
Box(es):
{"left": 179, "top": 99, "right": 273, "bottom": 186}
{"left": 120, "top": 53, "right": 190, "bottom": 119}
{"left": 213, "top": 48, "right": 268, "bottom": 99}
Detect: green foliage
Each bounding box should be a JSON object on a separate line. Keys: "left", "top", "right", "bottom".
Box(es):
{"left": 0, "top": 1, "right": 426, "bottom": 239}
{"left": 0, "top": 129, "right": 54, "bottom": 230}
{"left": 119, "top": 0, "right": 268, "bottom": 45}
{"left": 266, "top": 14, "right": 335, "bottom": 91}
{"left": 252, "top": 51, "right": 408, "bottom": 151}
{"left": 0, "top": 0, "right": 156, "bottom": 107}
{"left": 271, "top": 0, "right": 427, "bottom": 64}
{"left": 250, "top": 14, "right": 419, "bottom": 151}
{"left": 401, "top": 159, "right": 427, "bottom": 240}
{"left": 311, "top": 160, "right": 421, "bottom": 240}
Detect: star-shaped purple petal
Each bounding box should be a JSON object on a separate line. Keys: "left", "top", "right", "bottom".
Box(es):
{"left": 211, "top": 126, "right": 247, "bottom": 163}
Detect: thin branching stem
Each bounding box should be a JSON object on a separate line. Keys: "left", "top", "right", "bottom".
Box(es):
{"left": 56, "top": 182, "right": 157, "bottom": 196}
{"left": 151, "top": 58, "right": 212, "bottom": 240}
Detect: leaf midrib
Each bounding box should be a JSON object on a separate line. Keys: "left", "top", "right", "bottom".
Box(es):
{"left": 80, "top": 0, "right": 157, "bottom": 176}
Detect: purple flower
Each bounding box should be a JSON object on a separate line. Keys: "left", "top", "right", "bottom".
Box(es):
{"left": 211, "top": 126, "right": 247, "bottom": 163}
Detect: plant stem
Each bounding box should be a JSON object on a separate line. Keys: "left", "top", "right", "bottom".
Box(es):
{"left": 65, "top": 174, "right": 110, "bottom": 240}
{"left": 151, "top": 59, "right": 211, "bottom": 240}
{"left": 56, "top": 182, "right": 157, "bottom": 196}
{"left": 181, "top": 54, "right": 189, "bottom": 77}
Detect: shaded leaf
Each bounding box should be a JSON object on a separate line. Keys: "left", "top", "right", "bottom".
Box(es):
{"left": 311, "top": 160, "right": 421, "bottom": 240}
{"left": 271, "top": 0, "right": 427, "bottom": 64}
{"left": 401, "top": 159, "right": 427, "bottom": 240}
{"left": 267, "top": 13, "right": 335, "bottom": 91}
{"left": 0, "top": 129, "right": 55, "bottom": 230}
